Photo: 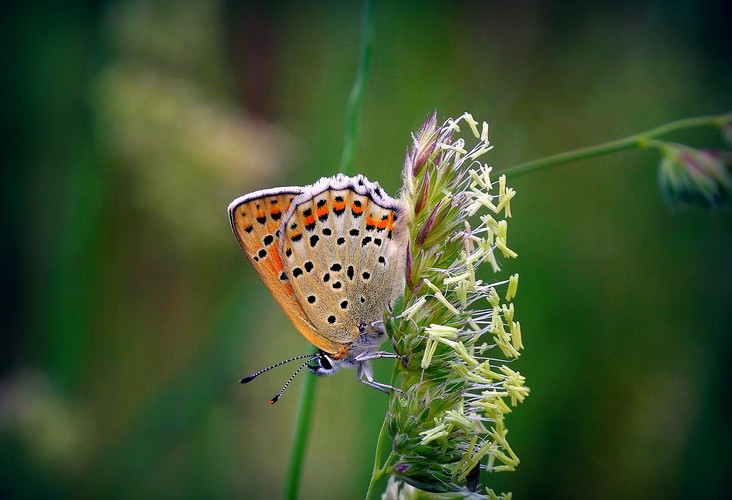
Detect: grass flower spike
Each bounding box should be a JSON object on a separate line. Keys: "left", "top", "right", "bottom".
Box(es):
{"left": 374, "top": 113, "right": 528, "bottom": 498}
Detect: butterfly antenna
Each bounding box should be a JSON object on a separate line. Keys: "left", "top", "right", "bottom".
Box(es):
{"left": 269, "top": 360, "right": 310, "bottom": 405}
{"left": 240, "top": 353, "right": 315, "bottom": 384}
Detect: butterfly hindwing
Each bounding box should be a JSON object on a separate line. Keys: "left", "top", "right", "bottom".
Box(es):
{"left": 229, "top": 187, "right": 334, "bottom": 351}
{"left": 281, "top": 174, "right": 408, "bottom": 351}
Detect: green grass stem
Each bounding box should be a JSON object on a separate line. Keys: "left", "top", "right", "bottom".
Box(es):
{"left": 339, "top": 0, "right": 375, "bottom": 175}
{"left": 285, "top": 1, "right": 376, "bottom": 497}
{"left": 503, "top": 114, "right": 726, "bottom": 179}
{"left": 284, "top": 370, "right": 318, "bottom": 500}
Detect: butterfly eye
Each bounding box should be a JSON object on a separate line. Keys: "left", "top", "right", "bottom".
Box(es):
{"left": 319, "top": 354, "right": 333, "bottom": 370}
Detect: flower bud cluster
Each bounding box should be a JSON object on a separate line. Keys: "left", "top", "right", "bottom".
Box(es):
{"left": 656, "top": 113, "right": 732, "bottom": 209}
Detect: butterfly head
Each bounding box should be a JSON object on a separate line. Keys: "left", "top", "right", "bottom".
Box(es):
{"left": 307, "top": 350, "right": 341, "bottom": 377}
{"left": 241, "top": 350, "right": 347, "bottom": 404}
{"left": 241, "top": 337, "right": 388, "bottom": 404}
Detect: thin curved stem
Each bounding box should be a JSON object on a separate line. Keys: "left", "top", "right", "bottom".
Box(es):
{"left": 502, "top": 114, "right": 726, "bottom": 179}
{"left": 284, "top": 369, "right": 317, "bottom": 500}
{"left": 339, "top": 0, "right": 375, "bottom": 175}
{"left": 365, "top": 359, "right": 400, "bottom": 499}
{"left": 285, "top": 2, "right": 376, "bottom": 498}
{"left": 365, "top": 416, "right": 391, "bottom": 500}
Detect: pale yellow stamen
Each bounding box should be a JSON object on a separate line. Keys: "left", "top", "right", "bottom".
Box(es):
{"left": 480, "top": 122, "right": 490, "bottom": 143}
{"left": 401, "top": 296, "right": 427, "bottom": 320}
{"left": 463, "top": 112, "right": 480, "bottom": 138}
{"left": 510, "top": 321, "right": 523, "bottom": 350}
{"left": 423, "top": 278, "right": 461, "bottom": 315}
{"left": 419, "top": 421, "right": 452, "bottom": 445}
{"left": 439, "top": 143, "right": 468, "bottom": 155}
{"left": 506, "top": 273, "right": 519, "bottom": 301}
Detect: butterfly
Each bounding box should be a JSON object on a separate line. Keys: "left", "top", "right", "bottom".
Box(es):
{"left": 228, "top": 173, "right": 408, "bottom": 403}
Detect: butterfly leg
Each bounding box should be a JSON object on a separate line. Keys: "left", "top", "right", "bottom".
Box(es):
{"left": 354, "top": 351, "right": 403, "bottom": 363}
{"left": 357, "top": 361, "right": 402, "bottom": 395}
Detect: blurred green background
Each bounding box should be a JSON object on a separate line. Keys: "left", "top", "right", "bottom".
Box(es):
{"left": 2, "top": 0, "right": 730, "bottom": 498}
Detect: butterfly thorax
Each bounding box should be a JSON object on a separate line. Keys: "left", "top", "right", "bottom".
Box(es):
{"left": 310, "top": 320, "right": 387, "bottom": 376}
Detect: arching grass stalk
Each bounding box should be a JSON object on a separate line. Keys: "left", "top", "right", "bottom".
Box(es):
{"left": 503, "top": 113, "right": 732, "bottom": 209}
{"left": 284, "top": 1, "right": 375, "bottom": 498}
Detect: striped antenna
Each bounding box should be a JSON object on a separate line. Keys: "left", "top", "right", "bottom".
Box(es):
{"left": 269, "top": 360, "right": 311, "bottom": 405}
{"left": 240, "top": 353, "right": 316, "bottom": 384}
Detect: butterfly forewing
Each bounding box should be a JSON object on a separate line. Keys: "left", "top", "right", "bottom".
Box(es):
{"left": 281, "top": 174, "right": 408, "bottom": 352}
{"left": 229, "top": 187, "right": 329, "bottom": 348}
